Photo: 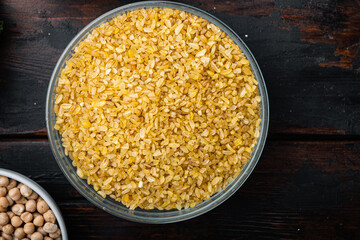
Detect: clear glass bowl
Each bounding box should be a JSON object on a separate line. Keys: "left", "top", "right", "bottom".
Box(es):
{"left": 46, "top": 1, "right": 269, "bottom": 224}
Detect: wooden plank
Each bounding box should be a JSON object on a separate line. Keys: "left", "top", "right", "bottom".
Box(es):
{"left": 0, "top": 0, "right": 360, "bottom": 136}
{"left": 0, "top": 140, "right": 359, "bottom": 238}
{"left": 57, "top": 203, "right": 360, "bottom": 239}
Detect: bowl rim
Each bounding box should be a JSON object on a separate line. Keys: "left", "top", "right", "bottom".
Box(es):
{"left": 46, "top": 0, "right": 269, "bottom": 224}
{"left": 0, "top": 168, "right": 68, "bottom": 239}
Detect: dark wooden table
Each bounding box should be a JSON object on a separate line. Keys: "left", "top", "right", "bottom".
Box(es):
{"left": 1, "top": 0, "right": 360, "bottom": 239}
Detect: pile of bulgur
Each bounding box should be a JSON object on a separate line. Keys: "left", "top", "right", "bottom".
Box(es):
{"left": 54, "top": 8, "right": 261, "bottom": 210}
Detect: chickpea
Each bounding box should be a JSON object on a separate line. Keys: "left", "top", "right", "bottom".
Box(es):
{"left": 0, "top": 187, "right": 7, "bottom": 197}
{"left": 30, "top": 232, "right": 43, "bottom": 240}
{"left": 27, "top": 192, "right": 38, "bottom": 200}
{"left": 36, "top": 201, "right": 49, "bottom": 214}
{"left": 24, "top": 222, "right": 35, "bottom": 234}
{"left": 37, "top": 226, "right": 47, "bottom": 235}
{"left": 9, "top": 188, "right": 21, "bottom": 201}
{"left": 0, "top": 197, "right": 8, "bottom": 208}
{"left": 0, "top": 178, "right": 59, "bottom": 239}
{"left": 0, "top": 212, "right": 9, "bottom": 225}
{"left": 14, "top": 227, "right": 26, "bottom": 239}
{"left": 5, "top": 196, "right": 13, "bottom": 206}
{"left": 19, "top": 185, "right": 33, "bottom": 198}
{"left": 6, "top": 179, "right": 17, "bottom": 190}
{"left": 25, "top": 200, "right": 37, "bottom": 213}
{"left": 33, "top": 215, "right": 44, "bottom": 227}
{"left": 12, "top": 203, "right": 25, "bottom": 216}
{"left": 1, "top": 233, "right": 12, "bottom": 240}
{"left": 21, "top": 212, "right": 33, "bottom": 223}
{"left": 7, "top": 211, "right": 14, "bottom": 219}
{"left": 2, "top": 224, "right": 14, "bottom": 234}
{"left": 0, "top": 176, "right": 9, "bottom": 187}
{"left": 16, "top": 196, "right": 27, "bottom": 204}
{"left": 11, "top": 216, "right": 23, "bottom": 228}
{"left": 43, "top": 210, "right": 55, "bottom": 224}
{"left": 23, "top": 238, "right": 30, "bottom": 240}
{"left": 49, "top": 228, "right": 61, "bottom": 238}
{"left": 43, "top": 222, "right": 58, "bottom": 234}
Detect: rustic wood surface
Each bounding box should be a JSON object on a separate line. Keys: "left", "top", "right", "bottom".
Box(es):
{"left": 0, "top": 0, "right": 359, "bottom": 239}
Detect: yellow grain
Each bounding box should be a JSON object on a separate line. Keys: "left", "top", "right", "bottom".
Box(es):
{"left": 54, "top": 8, "right": 261, "bottom": 211}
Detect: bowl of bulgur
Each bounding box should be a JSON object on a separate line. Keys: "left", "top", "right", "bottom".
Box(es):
{"left": 46, "top": 1, "right": 269, "bottom": 223}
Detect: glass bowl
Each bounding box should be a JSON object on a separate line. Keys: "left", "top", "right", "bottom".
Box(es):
{"left": 46, "top": 1, "right": 269, "bottom": 224}
{"left": 0, "top": 168, "right": 68, "bottom": 239}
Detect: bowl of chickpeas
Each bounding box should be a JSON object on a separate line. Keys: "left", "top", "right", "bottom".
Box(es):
{"left": 0, "top": 169, "right": 68, "bottom": 240}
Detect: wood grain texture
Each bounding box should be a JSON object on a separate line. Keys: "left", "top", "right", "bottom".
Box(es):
{"left": 0, "top": 0, "right": 359, "bottom": 136}
{"left": 0, "top": 0, "right": 360, "bottom": 239}
{"left": 0, "top": 140, "right": 359, "bottom": 239}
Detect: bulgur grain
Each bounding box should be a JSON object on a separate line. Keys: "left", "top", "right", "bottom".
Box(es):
{"left": 54, "top": 8, "right": 261, "bottom": 210}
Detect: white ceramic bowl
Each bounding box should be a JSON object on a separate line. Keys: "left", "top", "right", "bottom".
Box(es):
{"left": 0, "top": 168, "right": 68, "bottom": 239}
